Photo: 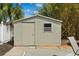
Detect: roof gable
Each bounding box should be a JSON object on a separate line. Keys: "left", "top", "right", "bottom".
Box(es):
{"left": 13, "top": 14, "right": 62, "bottom": 24}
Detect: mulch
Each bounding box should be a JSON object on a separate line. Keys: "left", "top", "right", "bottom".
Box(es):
{"left": 0, "top": 43, "right": 13, "bottom": 56}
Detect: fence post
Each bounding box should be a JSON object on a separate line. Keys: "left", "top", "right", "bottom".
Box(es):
{"left": 0, "top": 21, "right": 4, "bottom": 44}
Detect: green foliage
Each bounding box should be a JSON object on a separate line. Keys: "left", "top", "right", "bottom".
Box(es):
{"left": 39, "top": 3, "right": 79, "bottom": 40}
{"left": 0, "top": 3, "right": 24, "bottom": 23}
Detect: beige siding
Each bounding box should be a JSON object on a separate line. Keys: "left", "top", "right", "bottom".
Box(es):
{"left": 22, "top": 23, "right": 35, "bottom": 45}
{"left": 14, "top": 16, "right": 61, "bottom": 46}
{"left": 14, "top": 23, "right": 22, "bottom": 46}
{"left": 35, "top": 17, "right": 61, "bottom": 45}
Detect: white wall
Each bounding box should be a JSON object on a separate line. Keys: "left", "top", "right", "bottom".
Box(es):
{"left": 0, "top": 22, "right": 10, "bottom": 44}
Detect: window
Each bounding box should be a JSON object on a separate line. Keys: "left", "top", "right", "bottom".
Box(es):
{"left": 44, "top": 23, "right": 51, "bottom": 32}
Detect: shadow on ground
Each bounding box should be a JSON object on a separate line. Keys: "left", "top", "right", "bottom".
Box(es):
{"left": 0, "top": 38, "right": 14, "bottom": 56}
{"left": 0, "top": 43, "right": 13, "bottom": 56}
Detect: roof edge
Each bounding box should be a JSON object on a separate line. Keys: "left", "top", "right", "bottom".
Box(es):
{"left": 13, "top": 14, "right": 62, "bottom": 24}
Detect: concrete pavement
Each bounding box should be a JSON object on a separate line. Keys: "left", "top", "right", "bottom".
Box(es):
{"left": 4, "top": 45, "right": 74, "bottom": 56}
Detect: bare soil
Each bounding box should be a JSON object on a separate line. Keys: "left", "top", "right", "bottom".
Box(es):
{"left": 0, "top": 43, "right": 13, "bottom": 56}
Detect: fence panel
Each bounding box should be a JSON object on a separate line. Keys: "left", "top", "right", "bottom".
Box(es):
{"left": 0, "top": 24, "right": 10, "bottom": 44}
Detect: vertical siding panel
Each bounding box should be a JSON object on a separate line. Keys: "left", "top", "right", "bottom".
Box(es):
{"left": 14, "top": 23, "right": 22, "bottom": 46}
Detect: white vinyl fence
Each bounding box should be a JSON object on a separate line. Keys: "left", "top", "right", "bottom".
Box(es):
{"left": 0, "top": 21, "right": 11, "bottom": 44}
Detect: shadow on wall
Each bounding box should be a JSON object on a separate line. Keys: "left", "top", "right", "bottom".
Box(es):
{"left": 7, "top": 37, "right": 14, "bottom": 46}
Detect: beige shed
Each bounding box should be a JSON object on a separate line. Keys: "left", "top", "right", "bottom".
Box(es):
{"left": 13, "top": 14, "right": 62, "bottom": 46}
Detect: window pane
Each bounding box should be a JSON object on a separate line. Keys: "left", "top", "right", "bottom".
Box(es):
{"left": 44, "top": 24, "right": 51, "bottom": 27}
{"left": 44, "top": 27, "right": 51, "bottom": 31}
{"left": 44, "top": 23, "right": 51, "bottom": 31}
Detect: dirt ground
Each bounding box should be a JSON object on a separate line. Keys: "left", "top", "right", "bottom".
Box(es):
{"left": 0, "top": 43, "right": 13, "bottom": 56}
{"left": 0, "top": 38, "right": 72, "bottom": 56}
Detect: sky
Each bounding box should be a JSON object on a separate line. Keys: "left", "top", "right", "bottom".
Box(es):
{"left": 19, "top": 3, "right": 43, "bottom": 17}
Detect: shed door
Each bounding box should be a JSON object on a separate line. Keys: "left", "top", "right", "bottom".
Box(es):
{"left": 22, "top": 23, "right": 35, "bottom": 45}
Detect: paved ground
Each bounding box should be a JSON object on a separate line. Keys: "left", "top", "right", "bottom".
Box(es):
{"left": 4, "top": 45, "right": 74, "bottom": 56}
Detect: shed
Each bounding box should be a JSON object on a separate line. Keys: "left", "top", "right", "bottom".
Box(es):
{"left": 13, "top": 14, "right": 62, "bottom": 46}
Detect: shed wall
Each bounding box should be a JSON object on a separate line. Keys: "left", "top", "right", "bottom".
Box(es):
{"left": 14, "top": 23, "right": 22, "bottom": 46}
{"left": 14, "top": 16, "right": 61, "bottom": 46}
{"left": 35, "top": 17, "right": 61, "bottom": 45}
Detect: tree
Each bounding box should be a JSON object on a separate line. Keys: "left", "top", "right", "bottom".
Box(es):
{"left": 39, "top": 3, "right": 79, "bottom": 41}
{"left": 0, "top": 3, "right": 24, "bottom": 23}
